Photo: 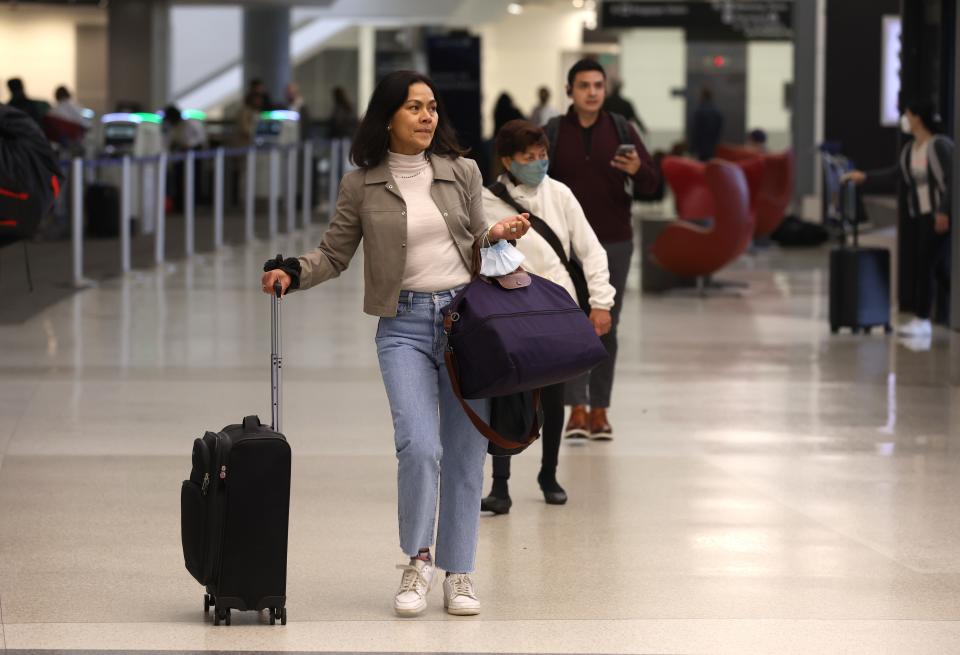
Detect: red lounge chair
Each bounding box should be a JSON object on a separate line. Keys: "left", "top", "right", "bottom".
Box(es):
{"left": 651, "top": 159, "right": 754, "bottom": 279}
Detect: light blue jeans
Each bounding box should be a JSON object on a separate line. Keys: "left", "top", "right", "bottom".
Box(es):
{"left": 375, "top": 287, "right": 489, "bottom": 574}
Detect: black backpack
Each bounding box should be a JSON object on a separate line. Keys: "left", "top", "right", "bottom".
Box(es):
{"left": 544, "top": 111, "right": 661, "bottom": 201}
{"left": 0, "top": 105, "right": 64, "bottom": 241}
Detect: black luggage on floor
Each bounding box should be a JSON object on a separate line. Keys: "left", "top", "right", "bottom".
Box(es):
{"left": 181, "top": 282, "right": 291, "bottom": 626}
{"left": 828, "top": 182, "right": 891, "bottom": 334}
{"left": 84, "top": 183, "right": 120, "bottom": 237}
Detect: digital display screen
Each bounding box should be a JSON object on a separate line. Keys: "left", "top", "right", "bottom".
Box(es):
{"left": 880, "top": 15, "right": 902, "bottom": 127}
{"left": 104, "top": 124, "right": 136, "bottom": 144}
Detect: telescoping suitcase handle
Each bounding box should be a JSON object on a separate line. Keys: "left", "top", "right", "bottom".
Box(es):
{"left": 843, "top": 179, "right": 858, "bottom": 249}
{"left": 271, "top": 281, "right": 283, "bottom": 433}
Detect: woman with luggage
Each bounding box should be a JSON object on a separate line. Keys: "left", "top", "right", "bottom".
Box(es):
{"left": 480, "top": 119, "right": 615, "bottom": 514}
{"left": 844, "top": 99, "right": 954, "bottom": 336}
{"left": 260, "top": 71, "right": 530, "bottom": 617}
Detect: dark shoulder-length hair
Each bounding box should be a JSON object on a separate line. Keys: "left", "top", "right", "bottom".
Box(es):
{"left": 350, "top": 70, "right": 467, "bottom": 168}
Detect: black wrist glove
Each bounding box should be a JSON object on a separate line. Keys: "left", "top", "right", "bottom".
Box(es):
{"left": 262, "top": 253, "right": 302, "bottom": 293}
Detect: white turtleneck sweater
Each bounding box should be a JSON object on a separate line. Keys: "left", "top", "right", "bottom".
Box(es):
{"left": 387, "top": 151, "right": 471, "bottom": 292}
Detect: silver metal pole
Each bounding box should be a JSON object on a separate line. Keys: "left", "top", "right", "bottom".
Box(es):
{"left": 269, "top": 148, "right": 279, "bottom": 237}
{"left": 302, "top": 140, "right": 313, "bottom": 227}
{"left": 245, "top": 148, "right": 256, "bottom": 242}
{"left": 286, "top": 147, "right": 296, "bottom": 233}
{"left": 121, "top": 155, "right": 132, "bottom": 272}
{"left": 214, "top": 148, "right": 225, "bottom": 249}
{"left": 71, "top": 157, "right": 84, "bottom": 286}
{"left": 155, "top": 152, "right": 167, "bottom": 264}
{"left": 185, "top": 150, "right": 195, "bottom": 256}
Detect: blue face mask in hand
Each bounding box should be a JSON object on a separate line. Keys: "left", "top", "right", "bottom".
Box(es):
{"left": 509, "top": 158, "right": 549, "bottom": 187}
{"left": 479, "top": 238, "right": 526, "bottom": 277}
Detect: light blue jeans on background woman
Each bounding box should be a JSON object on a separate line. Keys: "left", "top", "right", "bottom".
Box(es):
{"left": 375, "top": 287, "right": 489, "bottom": 574}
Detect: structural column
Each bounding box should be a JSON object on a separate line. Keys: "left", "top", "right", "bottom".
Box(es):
{"left": 791, "top": 0, "right": 825, "bottom": 219}
{"left": 243, "top": 7, "right": 292, "bottom": 105}
{"left": 108, "top": 0, "right": 170, "bottom": 111}
{"left": 358, "top": 25, "right": 376, "bottom": 115}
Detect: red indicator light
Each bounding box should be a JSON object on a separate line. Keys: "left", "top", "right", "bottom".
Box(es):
{"left": 713, "top": 56, "right": 726, "bottom": 67}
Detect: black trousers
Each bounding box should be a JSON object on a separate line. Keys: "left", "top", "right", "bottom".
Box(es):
{"left": 491, "top": 382, "right": 565, "bottom": 482}
{"left": 915, "top": 213, "right": 952, "bottom": 321}
{"left": 564, "top": 239, "right": 633, "bottom": 408}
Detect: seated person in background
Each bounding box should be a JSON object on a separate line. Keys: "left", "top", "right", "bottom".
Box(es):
{"left": 48, "top": 86, "right": 90, "bottom": 129}
{"left": 745, "top": 129, "right": 767, "bottom": 153}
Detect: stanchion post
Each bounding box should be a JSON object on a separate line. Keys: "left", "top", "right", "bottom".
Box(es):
{"left": 286, "top": 147, "right": 296, "bottom": 233}
{"left": 71, "top": 157, "right": 84, "bottom": 286}
{"left": 121, "top": 155, "right": 132, "bottom": 272}
{"left": 156, "top": 152, "right": 167, "bottom": 264}
{"left": 185, "top": 150, "right": 196, "bottom": 256}
{"left": 269, "top": 148, "right": 279, "bottom": 238}
{"left": 302, "top": 140, "right": 313, "bottom": 227}
{"left": 214, "top": 147, "right": 225, "bottom": 249}
{"left": 245, "top": 148, "right": 256, "bottom": 241}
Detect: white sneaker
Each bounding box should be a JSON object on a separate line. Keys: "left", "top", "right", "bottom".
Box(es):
{"left": 443, "top": 573, "right": 481, "bottom": 616}
{"left": 394, "top": 558, "right": 435, "bottom": 617}
{"left": 898, "top": 318, "right": 932, "bottom": 337}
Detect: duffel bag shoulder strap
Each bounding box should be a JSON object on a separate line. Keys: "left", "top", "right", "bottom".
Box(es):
{"left": 489, "top": 181, "right": 571, "bottom": 268}
{"left": 443, "top": 350, "right": 541, "bottom": 450}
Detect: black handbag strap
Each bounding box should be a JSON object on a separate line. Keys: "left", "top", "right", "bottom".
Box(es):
{"left": 489, "top": 181, "right": 572, "bottom": 269}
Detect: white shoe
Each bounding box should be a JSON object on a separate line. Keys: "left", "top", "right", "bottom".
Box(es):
{"left": 394, "top": 558, "right": 435, "bottom": 617}
{"left": 898, "top": 318, "right": 932, "bottom": 337}
{"left": 443, "top": 573, "right": 481, "bottom": 616}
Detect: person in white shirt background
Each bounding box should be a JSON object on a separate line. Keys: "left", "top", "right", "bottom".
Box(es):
{"left": 530, "top": 86, "right": 559, "bottom": 127}
{"left": 480, "top": 118, "right": 614, "bottom": 513}
{"left": 49, "top": 86, "right": 90, "bottom": 129}
{"left": 844, "top": 98, "right": 954, "bottom": 337}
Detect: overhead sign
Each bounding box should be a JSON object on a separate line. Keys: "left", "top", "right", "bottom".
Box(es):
{"left": 602, "top": 1, "right": 793, "bottom": 40}
{"left": 880, "top": 15, "right": 902, "bottom": 127}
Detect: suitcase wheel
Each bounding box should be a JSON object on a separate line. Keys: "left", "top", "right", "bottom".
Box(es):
{"left": 214, "top": 608, "right": 230, "bottom": 626}
{"left": 281, "top": 606, "right": 287, "bottom": 625}
{"left": 884, "top": 324, "right": 893, "bottom": 334}
{"left": 270, "top": 608, "right": 276, "bottom": 625}
{"left": 203, "top": 594, "right": 212, "bottom": 614}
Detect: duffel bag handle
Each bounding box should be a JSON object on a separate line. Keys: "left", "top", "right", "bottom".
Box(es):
{"left": 443, "top": 350, "right": 541, "bottom": 451}
{"left": 242, "top": 415, "right": 261, "bottom": 432}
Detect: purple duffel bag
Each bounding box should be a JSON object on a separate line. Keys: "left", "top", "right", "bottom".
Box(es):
{"left": 443, "top": 270, "right": 608, "bottom": 400}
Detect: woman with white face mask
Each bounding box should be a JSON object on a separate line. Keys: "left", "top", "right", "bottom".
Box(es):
{"left": 843, "top": 99, "right": 955, "bottom": 336}
{"left": 479, "top": 119, "right": 616, "bottom": 513}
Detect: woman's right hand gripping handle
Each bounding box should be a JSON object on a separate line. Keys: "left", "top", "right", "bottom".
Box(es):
{"left": 262, "top": 269, "right": 291, "bottom": 296}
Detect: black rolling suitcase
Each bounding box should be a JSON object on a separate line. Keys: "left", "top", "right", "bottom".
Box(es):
{"left": 181, "top": 282, "right": 291, "bottom": 626}
{"left": 829, "top": 182, "right": 892, "bottom": 334}
{"left": 84, "top": 183, "right": 120, "bottom": 237}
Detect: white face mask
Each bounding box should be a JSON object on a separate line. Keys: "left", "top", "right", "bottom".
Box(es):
{"left": 900, "top": 114, "right": 913, "bottom": 135}
{"left": 479, "top": 238, "right": 526, "bottom": 277}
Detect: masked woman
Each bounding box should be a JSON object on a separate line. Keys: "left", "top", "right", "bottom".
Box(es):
{"left": 844, "top": 99, "right": 955, "bottom": 335}
{"left": 480, "top": 119, "right": 615, "bottom": 513}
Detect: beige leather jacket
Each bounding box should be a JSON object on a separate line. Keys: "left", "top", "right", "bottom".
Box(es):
{"left": 297, "top": 154, "right": 486, "bottom": 316}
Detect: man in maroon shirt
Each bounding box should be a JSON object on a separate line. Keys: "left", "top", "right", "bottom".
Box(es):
{"left": 546, "top": 59, "right": 659, "bottom": 441}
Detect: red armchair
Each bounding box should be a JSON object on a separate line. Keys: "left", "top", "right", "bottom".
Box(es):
{"left": 712, "top": 146, "right": 795, "bottom": 237}
{"left": 651, "top": 159, "right": 753, "bottom": 279}
{"left": 659, "top": 157, "right": 713, "bottom": 220}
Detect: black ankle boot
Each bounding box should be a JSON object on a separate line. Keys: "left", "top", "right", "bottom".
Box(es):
{"left": 481, "top": 493, "right": 512, "bottom": 514}
{"left": 537, "top": 470, "right": 567, "bottom": 505}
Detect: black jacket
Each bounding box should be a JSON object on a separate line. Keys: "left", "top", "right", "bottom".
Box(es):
{"left": 866, "top": 135, "right": 954, "bottom": 218}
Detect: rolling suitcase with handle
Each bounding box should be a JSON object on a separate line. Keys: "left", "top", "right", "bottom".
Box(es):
{"left": 181, "top": 281, "right": 291, "bottom": 626}
{"left": 828, "top": 181, "right": 892, "bottom": 334}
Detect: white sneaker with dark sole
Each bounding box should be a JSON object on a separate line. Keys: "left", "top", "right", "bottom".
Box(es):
{"left": 394, "top": 558, "right": 435, "bottom": 617}
{"left": 898, "top": 318, "right": 932, "bottom": 337}
{"left": 443, "top": 573, "right": 481, "bottom": 616}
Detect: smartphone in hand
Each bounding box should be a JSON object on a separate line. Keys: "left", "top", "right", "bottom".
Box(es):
{"left": 615, "top": 144, "right": 637, "bottom": 157}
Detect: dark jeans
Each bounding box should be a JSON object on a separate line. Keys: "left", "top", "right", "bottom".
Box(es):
{"left": 564, "top": 239, "right": 633, "bottom": 408}
{"left": 915, "top": 213, "right": 952, "bottom": 321}
{"left": 491, "top": 382, "right": 565, "bottom": 482}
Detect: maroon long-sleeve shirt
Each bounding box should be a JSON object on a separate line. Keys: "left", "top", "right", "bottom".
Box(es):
{"left": 548, "top": 108, "right": 659, "bottom": 243}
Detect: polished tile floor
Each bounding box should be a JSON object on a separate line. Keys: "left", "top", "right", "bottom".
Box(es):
{"left": 2, "top": 224, "right": 960, "bottom": 654}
